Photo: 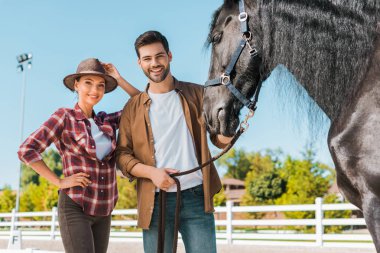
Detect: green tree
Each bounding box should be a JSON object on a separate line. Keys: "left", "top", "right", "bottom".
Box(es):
{"left": 21, "top": 163, "right": 39, "bottom": 187}
{"left": 114, "top": 176, "right": 138, "bottom": 226}
{"left": 240, "top": 151, "right": 277, "bottom": 219}
{"left": 217, "top": 148, "right": 253, "bottom": 180}
{"left": 213, "top": 187, "right": 227, "bottom": 207}
{"left": 18, "top": 149, "right": 61, "bottom": 212}
{"left": 20, "top": 177, "right": 59, "bottom": 212}
{"left": 115, "top": 176, "right": 137, "bottom": 209}
{"left": 0, "top": 187, "right": 16, "bottom": 212}
{"left": 241, "top": 151, "right": 277, "bottom": 204}
{"left": 218, "top": 148, "right": 278, "bottom": 180}
{"left": 275, "top": 156, "right": 333, "bottom": 219}
{"left": 42, "top": 149, "right": 63, "bottom": 177}
{"left": 247, "top": 170, "right": 286, "bottom": 204}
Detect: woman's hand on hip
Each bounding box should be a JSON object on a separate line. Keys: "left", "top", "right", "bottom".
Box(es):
{"left": 59, "top": 172, "right": 91, "bottom": 189}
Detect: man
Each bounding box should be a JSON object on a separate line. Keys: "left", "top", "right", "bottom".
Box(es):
{"left": 116, "top": 31, "right": 231, "bottom": 253}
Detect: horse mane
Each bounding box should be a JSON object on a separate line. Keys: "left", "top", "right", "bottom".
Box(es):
{"left": 256, "top": 0, "right": 379, "bottom": 120}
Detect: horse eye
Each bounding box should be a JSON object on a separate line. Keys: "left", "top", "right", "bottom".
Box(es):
{"left": 212, "top": 32, "right": 223, "bottom": 44}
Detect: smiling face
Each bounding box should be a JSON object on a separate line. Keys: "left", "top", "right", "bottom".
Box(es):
{"left": 137, "top": 42, "right": 172, "bottom": 84}
{"left": 74, "top": 75, "right": 106, "bottom": 107}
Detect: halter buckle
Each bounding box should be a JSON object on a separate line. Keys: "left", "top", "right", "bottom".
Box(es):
{"left": 221, "top": 74, "right": 231, "bottom": 85}
{"left": 239, "top": 12, "right": 248, "bottom": 22}
{"left": 249, "top": 48, "right": 259, "bottom": 57}
{"left": 243, "top": 31, "right": 252, "bottom": 41}
{"left": 244, "top": 38, "right": 258, "bottom": 57}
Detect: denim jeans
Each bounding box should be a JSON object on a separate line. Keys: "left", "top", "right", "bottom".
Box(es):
{"left": 143, "top": 184, "right": 217, "bottom": 253}
{"left": 58, "top": 191, "right": 111, "bottom": 253}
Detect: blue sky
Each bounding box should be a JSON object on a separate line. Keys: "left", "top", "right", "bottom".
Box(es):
{"left": 0, "top": 0, "right": 333, "bottom": 188}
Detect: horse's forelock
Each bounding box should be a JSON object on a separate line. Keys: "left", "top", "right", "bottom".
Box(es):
{"left": 205, "top": 0, "right": 240, "bottom": 49}
{"left": 224, "top": 0, "right": 239, "bottom": 8}
{"left": 205, "top": 7, "right": 223, "bottom": 49}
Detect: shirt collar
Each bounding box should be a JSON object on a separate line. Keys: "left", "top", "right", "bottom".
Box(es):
{"left": 142, "top": 77, "right": 182, "bottom": 105}
{"left": 73, "top": 103, "right": 95, "bottom": 121}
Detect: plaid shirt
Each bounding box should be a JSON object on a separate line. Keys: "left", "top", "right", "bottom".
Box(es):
{"left": 18, "top": 103, "right": 121, "bottom": 216}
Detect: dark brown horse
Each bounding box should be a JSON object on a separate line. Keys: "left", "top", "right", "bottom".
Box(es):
{"left": 203, "top": 0, "right": 380, "bottom": 250}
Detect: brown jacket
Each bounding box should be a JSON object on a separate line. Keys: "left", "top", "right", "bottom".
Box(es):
{"left": 116, "top": 78, "right": 222, "bottom": 229}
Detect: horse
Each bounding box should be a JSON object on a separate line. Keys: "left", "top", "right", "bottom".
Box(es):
{"left": 203, "top": 0, "right": 380, "bottom": 250}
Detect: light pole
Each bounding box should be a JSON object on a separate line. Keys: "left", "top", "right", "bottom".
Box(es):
{"left": 15, "top": 53, "right": 32, "bottom": 212}
{"left": 8, "top": 53, "right": 32, "bottom": 250}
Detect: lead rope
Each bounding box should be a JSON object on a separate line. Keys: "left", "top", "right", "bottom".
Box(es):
{"left": 157, "top": 110, "right": 255, "bottom": 253}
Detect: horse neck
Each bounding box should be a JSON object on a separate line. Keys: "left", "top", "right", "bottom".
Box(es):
{"left": 252, "top": 0, "right": 379, "bottom": 120}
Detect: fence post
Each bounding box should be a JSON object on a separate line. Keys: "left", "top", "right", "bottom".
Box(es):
{"left": 50, "top": 207, "right": 57, "bottom": 240}
{"left": 315, "top": 197, "right": 323, "bottom": 247}
{"left": 10, "top": 209, "right": 16, "bottom": 231}
{"left": 226, "top": 200, "right": 233, "bottom": 245}
{"left": 8, "top": 209, "right": 22, "bottom": 250}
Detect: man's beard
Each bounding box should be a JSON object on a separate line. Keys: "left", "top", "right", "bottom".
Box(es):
{"left": 143, "top": 65, "right": 170, "bottom": 83}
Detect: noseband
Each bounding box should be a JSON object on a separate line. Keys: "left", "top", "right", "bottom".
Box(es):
{"left": 205, "top": 0, "right": 262, "bottom": 111}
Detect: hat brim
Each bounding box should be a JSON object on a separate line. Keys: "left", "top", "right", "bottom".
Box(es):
{"left": 63, "top": 71, "right": 118, "bottom": 94}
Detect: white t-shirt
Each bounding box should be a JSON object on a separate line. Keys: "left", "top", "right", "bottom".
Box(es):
{"left": 148, "top": 89, "right": 203, "bottom": 192}
{"left": 88, "top": 118, "right": 112, "bottom": 160}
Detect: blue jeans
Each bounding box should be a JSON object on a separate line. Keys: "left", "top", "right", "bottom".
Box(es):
{"left": 143, "top": 184, "right": 217, "bottom": 253}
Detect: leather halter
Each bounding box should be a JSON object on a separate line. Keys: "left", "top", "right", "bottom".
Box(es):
{"left": 205, "top": 0, "right": 262, "bottom": 111}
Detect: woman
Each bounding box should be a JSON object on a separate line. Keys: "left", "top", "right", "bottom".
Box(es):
{"left": 17, "top": 58, "right": 139, "bottom": 253}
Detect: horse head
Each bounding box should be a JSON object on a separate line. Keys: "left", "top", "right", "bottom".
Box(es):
{"left": 204, "top": 0, "right": 262, "bottom": 137}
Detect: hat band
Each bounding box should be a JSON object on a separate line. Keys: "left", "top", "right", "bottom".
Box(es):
{"left": 76, "top": 70, "right": 105, "bottom": 75}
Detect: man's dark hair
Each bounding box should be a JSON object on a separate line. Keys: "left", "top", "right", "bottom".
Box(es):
{"left": 134, "top": 31, "right": 170, "bottom": 57}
